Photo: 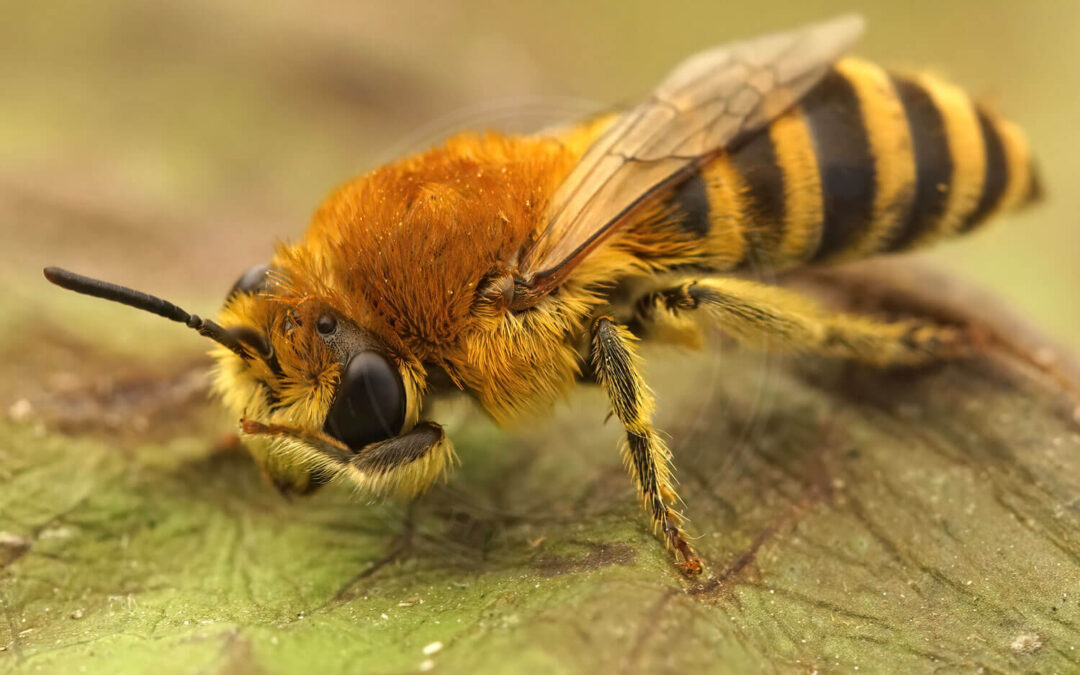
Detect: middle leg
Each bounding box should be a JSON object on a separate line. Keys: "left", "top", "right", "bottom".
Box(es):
{"left": 590, "top": 316, "right": 702, "bottom": 575}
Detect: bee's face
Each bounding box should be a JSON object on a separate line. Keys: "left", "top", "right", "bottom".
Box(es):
{"left": 214, "top": 264, "right": 416, "bottom": 454}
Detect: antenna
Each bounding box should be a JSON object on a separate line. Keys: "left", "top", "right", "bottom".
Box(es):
{"left": 43, "top": 266, "right": 251, "bottom": 359}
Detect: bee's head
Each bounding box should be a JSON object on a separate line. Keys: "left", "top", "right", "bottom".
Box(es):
{"left": 217, "top": 262, "right": 424, "bottom": 452}
{"left": 43, "top": 265, "right": 421, "bottom": 457}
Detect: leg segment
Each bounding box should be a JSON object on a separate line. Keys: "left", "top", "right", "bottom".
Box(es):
{"left": 638, "top": 277, "right": 966, "bottom": 366}
{"left": 265, "top": 461, "right": 333, "bottom": 497}
{"left": 590, "top": 317, "right": 702, "bottom": 575}
{"left": 241, "top": 420, "right": 456, "bottom": 499}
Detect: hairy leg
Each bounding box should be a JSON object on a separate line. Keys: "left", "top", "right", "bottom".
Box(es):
{"left": 590, "top": 317, "right": 702, "bottom": 575}
{"left": 636, "top": 277, "right": 967, "bottom": 366}
{"left": 262, "top": 458, "right": 333, "bottom": 497}
{"left": 241, "top": 419, "right": 456, "bottom": 499}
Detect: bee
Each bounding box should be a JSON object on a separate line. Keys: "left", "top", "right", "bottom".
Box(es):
{"left": 44, "top": 15, "right": 1040, "bottom": 575}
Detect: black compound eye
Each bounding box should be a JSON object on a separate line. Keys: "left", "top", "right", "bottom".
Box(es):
{"left": 228, "top": 263, "right": 271, "bottom": 298}
{"left": 316, "top": 314, "right": 337, "bottom": 335}
{"left": 324, "top": 352, "right": 406, "bottom": 450}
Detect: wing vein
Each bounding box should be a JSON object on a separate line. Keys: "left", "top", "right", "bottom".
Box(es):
{"left": 516, "top": 14, "right": 865, "bottom": 302}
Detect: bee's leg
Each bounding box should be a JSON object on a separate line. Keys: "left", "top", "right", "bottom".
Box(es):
{"left": 264, "top": 460, "right": 333, "bottom": 497}
{"left": 242, "top": 420, "right": 456, "bottom": 500}
{"left": 637, "top": 277, "right": 967, "bottom": 366}
{"left": 345, "top": 423, "right": 458, "bottom": 498}
{"left": 239, "top": 436, "right": 333, "bottom": 497}
{"left": 590, "top": 317, "right": 702, "bottom": 575}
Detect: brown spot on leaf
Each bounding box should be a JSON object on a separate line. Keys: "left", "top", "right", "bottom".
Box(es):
{"left": 0, "top": 532, "right": 31, "bottom": 567}
{"left": 533, "top": 541, "right": 636, "bottom": 577}
{"left": 3, "top": 324, "right": 215, "bottom": 442}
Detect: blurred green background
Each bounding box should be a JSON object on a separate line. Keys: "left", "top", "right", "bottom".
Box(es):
{"left": 2, "top": 0, "right": 1077, "bottom": 355}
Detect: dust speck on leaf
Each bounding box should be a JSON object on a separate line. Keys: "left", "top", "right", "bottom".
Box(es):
{"left": 1011, "top": 633, "right": 1043, "bottom": 654}
{"left": 39, "top": 525, "right": 76, "bottom": 541}
{"left": 422, "top": 641, "right": 443, "bottom": 655}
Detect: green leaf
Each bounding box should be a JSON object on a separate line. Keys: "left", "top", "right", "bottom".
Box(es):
{"left": 4, "top": 337, "right": 1080, "bottom": 673}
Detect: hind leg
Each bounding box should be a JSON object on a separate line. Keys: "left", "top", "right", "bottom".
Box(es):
{"left": 635, "top": 277, "right": 967, "bottom": 366}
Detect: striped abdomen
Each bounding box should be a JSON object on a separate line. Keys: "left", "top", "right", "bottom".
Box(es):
{"left": 678, "top": 57, "right": 1041, "bottom": 271}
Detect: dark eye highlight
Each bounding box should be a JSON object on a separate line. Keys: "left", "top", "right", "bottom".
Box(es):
{"left": 323, "top": 352, "right": 406, "bottom": 451}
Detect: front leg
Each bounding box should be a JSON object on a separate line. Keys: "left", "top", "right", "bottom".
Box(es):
{"left": 259, "top": 454, "right": 333, "bottom": 497}
{"left": 241, "top": 420, "right": 456, "bottom": 499}
{"left": 591, "top": 317, "right": 702, "bottom": 575}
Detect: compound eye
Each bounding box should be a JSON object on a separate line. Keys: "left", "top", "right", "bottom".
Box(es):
{"left": 323, "top": 352, "right": 406, "bottom": 451}
{"left": 316, "top": 314, "right": 337, "bottom": 336}
{"left": 228, "top": 263, "right": 271, "bottom": 298}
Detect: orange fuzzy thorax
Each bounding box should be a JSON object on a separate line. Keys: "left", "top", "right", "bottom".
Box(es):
{"left": 282, "top": 132, "right": 577, "bottom": 359}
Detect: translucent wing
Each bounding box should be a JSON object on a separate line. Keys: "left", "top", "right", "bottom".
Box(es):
{"left": 517, "top": 14, "right": 865, "bottom": 301}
